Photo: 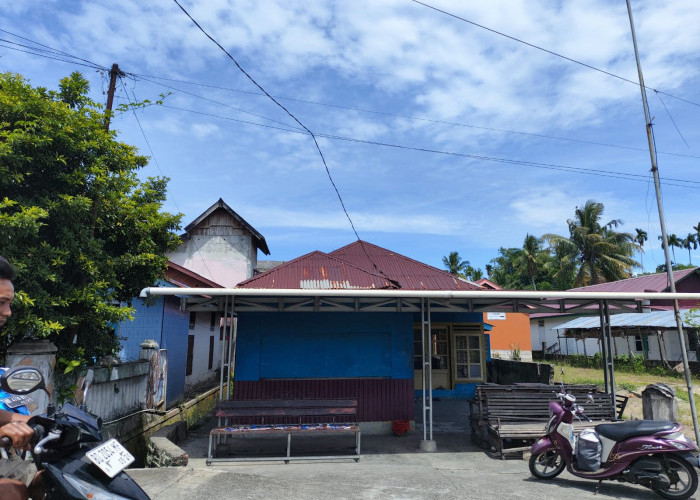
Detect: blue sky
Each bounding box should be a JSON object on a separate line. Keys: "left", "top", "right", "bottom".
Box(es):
{"left": 2, "top": 0, "right": 699, "bottom": 275}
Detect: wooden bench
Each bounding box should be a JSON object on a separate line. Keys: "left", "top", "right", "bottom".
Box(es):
{"left": 207, "top": 398, "right": 361, "bottom": 464}
{"left": 469, "top": 385, "right": 628, "bottom": 459}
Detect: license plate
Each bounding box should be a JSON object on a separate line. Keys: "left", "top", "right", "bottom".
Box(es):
{"left": 86, "top": 439, "right": 135, "bottom": 478}
{"left": 2, "top": 394, "right": 34, "bottom": 409}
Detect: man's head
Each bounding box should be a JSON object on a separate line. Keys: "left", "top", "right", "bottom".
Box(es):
{"left": 0, "top": 256, "right": 16, "bottom": 328}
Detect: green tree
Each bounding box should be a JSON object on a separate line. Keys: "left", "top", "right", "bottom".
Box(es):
{"left": 659, "top": 234, "right": 682, "bottom": 263}
{"left": 0, "top": 72, "right": 182, "bottom": 362}
{"left": 542, "top": 200, "right": 639, "bottom": 287}
{"left": 442, "top": 251, "right": 482, "bottom": 281}
{"left": 514, "top": 234, "right": 545, "bottom": 290}
{"left": 442, "top": 251, "right": 469, "bottom": 276}
{"left": 682, "top": 233, "right": 697, "bottom": 265}
{"left": 634, "top": 228, "right": 647, "bottom": 270}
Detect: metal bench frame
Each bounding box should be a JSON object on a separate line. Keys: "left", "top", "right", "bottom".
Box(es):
{"left": 207, "top": 398, "right": 361, "bottom": 464}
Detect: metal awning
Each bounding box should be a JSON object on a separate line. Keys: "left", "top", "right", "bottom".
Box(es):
{"left": 140, "top": 287, "right": 700, "bottom": 450}
{"left": 139, "top": 287, "right": 700, "bottom": 315}
{"left": 554, "top": 309, "right": 698, "bottom": 332}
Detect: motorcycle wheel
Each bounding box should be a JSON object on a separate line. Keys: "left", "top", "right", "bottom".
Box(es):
{"left": 652, "top": 456, "right": 698, "bottom": 500}
{"left": 529, "top": 450, "right": 565, "bottom": 479}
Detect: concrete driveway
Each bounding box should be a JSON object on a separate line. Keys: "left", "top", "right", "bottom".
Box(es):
{"left": 127, "top": 399, "right": 688, "bottom": 499}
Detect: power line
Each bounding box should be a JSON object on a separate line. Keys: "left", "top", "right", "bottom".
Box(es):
{"left": 3, "top": 29, "right": 699, "bottom": 160}
{"left": 130, "top": 74, "right": 305, "bottom": 132}
{"left": 156, "top": 102, "right": 700, "bottom": 189}
{"left": 409, "top": 0, "right": 700, "bottom": 109}
{"left": 130, "top": 72, "right": 700, "bottom": 161}
{"left": 119, "top": 75, "right": 217, "bottom": 281}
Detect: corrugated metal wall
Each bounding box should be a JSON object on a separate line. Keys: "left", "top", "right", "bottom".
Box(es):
{"left": 161, "top": 297, "right": 188, "bottom": 406}
{"left": 233, "top": 378, "right": 414, "bottom": 422}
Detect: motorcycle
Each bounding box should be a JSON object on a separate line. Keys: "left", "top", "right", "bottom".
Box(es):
{"left": 529, "top": 382, "right": 699, "bottom": 499}
{"left": 0, "top": 365, "right": 150, "bottom": 500}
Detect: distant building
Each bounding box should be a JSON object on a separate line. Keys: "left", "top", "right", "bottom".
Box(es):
{"left": 475, "top": 278, "right": 533, "bottom": 361}
{"left": 530, "top": 268, "right": 700, "bottom": 361}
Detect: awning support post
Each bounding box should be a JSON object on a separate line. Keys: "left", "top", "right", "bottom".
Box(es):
{"left": 602, "top": 301, "right": 617, "bottom": 419}
{"left": 420, "top": 298, "right": 437, "bottom": 451}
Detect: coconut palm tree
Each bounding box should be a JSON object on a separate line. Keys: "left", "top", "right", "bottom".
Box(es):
{"left": 658, "top": 233, "right": 681, "bottom": 263}
{"left": 515, "top": 234, "right": 544, "bottom": 290}
{"left": 442, "top": 251, "right": 469, "bottom": 276}
{"left": 634, "top": 228, "right": 648, "bottom": 270}
{"left": 543, "top": 200, "right": 639, "bottom": 287}
{"left": 682, "top": 233, "right": 697, "bottom": 265}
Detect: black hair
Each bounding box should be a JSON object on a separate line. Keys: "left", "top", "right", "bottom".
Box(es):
{"left": 0, "top": 256, "right": 16, "bottom": 281}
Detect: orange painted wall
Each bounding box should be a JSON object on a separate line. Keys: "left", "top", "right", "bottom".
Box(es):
{"left": 483, "top": 312, "right": 532, "bottom": 351}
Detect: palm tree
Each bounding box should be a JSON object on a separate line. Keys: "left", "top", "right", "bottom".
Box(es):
{"left": 515, "top": 234, "right": 544, "bottom": 290}
{"left": 682, "top": 233, "right": 697, "bottom": 265}
{"left": 634, "top": 228, "right": 648, "bottom": 270}
{"left": 658, "top": 234, "right": 681, "bottom": 263}
{"left": 442, "top": 251, "right": 469, "bottom": 276}
{"left": 543, "top": 200, "right": 639, "bottom": 287}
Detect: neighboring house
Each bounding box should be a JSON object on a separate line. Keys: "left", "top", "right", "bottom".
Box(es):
{"left": 475, "top": 278, "right": 533, "bottom": 361}
{"left": 530, "top": 268, "right": 700, "bottom": 361}
{"left": 117, "top": 262, "right": 223, "bottom": 406}
{"left": 230, "top": 241, "right": 489, "bottom": 430}
{"left": 167, "top": 198, "right": 270, "bottom": 287}
{"left": 118, "top": 199, "right": 271, "bottom": 406}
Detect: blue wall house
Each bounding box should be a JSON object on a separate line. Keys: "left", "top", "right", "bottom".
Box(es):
{"left": 117, "top": 262, "right": 222, "bottom": 406}
{"left": 230, "top": 241, "right": 490, "bottom": 426}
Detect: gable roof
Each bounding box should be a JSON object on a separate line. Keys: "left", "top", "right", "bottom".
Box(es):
{"left": 329, "top": 241, "right": 482, "bottom": 291}
{"left": 570, "top": 268, "right": 699, "bottom": 293}
{"left": 166, "top": 261, "right": 223, "bottom": 288}
{"left": 237, "top": 250, "right": 398, "bottom": 290}
{"left": 184, "top": 198, "right": 270, "bottom": 255}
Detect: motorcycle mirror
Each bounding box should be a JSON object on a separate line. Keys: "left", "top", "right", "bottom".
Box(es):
{"left": 0, "top": 366, "right": 45, "bottom": 395}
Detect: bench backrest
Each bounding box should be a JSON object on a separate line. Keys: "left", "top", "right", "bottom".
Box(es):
{"left": 216, "top": 399, "right": 359, "bottom": 425}
{"left": 475, "top": 385, "right": 626, "bottom": 424}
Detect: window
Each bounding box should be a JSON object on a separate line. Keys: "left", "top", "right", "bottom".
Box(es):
{"left": 453, "top": 327, "right": 483, "bottom": 381}
{"left": 635, "top": 335, "right": 643, "bottom": 352}
{"left": 208, "top": 335, "right": 215, "bottom": 370}
{"left": 210, "top": 312, "right": 217, "bottom": 332}
{"left": 413, "top": 326, "right": 449, "bottom": 369}
{"left": 186, "top": 335, "right": 195, "bottom": 375}
{"left": 189, "top": 312, "right": 196, "bottom": 330}
{"left": 538, "top": 320, "right": 545, "bottom": 327}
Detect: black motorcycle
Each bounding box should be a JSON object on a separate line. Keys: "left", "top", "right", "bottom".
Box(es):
{"left": 0, "top": 365, "right": 150, "bottom": 500}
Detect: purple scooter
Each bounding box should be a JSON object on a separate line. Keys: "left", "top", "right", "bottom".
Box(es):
{"left": 529, "top": 385, "right": 699, "bottom": 499}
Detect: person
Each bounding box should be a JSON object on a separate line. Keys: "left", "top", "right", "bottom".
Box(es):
{"left": 0, "top": 256, "right": 34, "bottom": 500}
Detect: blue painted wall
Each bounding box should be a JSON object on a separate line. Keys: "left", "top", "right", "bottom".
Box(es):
{"left": 116, "top": 295, "right": 188, "bottom": 407}
{"left": 236, "top": 312, "right": 414, "bottom": 381}
{"left": 160, "top": 297, "right": 188, "bottom": 405}
{"left": 117, "top": 297, "right": 165, "bottom": 360}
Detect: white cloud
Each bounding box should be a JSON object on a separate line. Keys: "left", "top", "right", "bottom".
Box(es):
{"left": 190, "top": 122, "right": 220, "bottom": 139}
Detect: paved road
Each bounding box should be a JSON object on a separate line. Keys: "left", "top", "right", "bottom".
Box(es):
{"left": 128, "top": 416, "right": 674, "bottom": 500}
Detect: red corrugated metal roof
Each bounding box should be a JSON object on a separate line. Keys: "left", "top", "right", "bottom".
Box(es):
{"left": 237, "top": 241, "right": 483, "bottom": 291}
{"left": 330, "top": 241, "right": 482, "bottom": 291}
{"left": 237, "top": 250, "right": 398, "bottom": 289}
{"left": 571, "top": 268, "right": 698, "bottom": 293}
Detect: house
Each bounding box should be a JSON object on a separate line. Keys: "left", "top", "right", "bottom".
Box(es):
{"left": 117, "top": 261, "right": 223, "bottom": 405}
{"left": 475, "top": 278, "right": 533, "bottom": 361}
{"left": 530, "top": 268, "right": 700, "bottom": 361}
{"left": 118, "top": 199, "right": 270, "bottom": 406}
{"left": 230, "top": 241, "right": 489, "bottom": 430}
{"left": 167, "top": 198, "right": 270, "bottom": 287}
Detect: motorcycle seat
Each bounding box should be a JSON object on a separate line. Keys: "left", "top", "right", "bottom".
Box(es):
{"left": 595, "top": 420, "right": 676, "bottom": 441}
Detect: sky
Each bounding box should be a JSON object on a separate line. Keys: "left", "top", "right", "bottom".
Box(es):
{"left": 1, "top": 0, "right": 700, "bottom": 276}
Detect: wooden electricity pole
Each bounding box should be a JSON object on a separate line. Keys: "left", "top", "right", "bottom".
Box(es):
{"left": 104, "top": 63, "right": 124, "bottom": 131}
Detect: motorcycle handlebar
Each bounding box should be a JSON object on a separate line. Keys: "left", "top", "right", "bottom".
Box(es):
{"left": 0, "top": 422, "right": 46, "bottom": 449}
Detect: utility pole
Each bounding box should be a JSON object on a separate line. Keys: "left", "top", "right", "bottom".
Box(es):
{"left": 104, "top": 63, "right": 124, "bottom": 132}
{"left": 626, "top": 0, "right": 700, "bottom": 445}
